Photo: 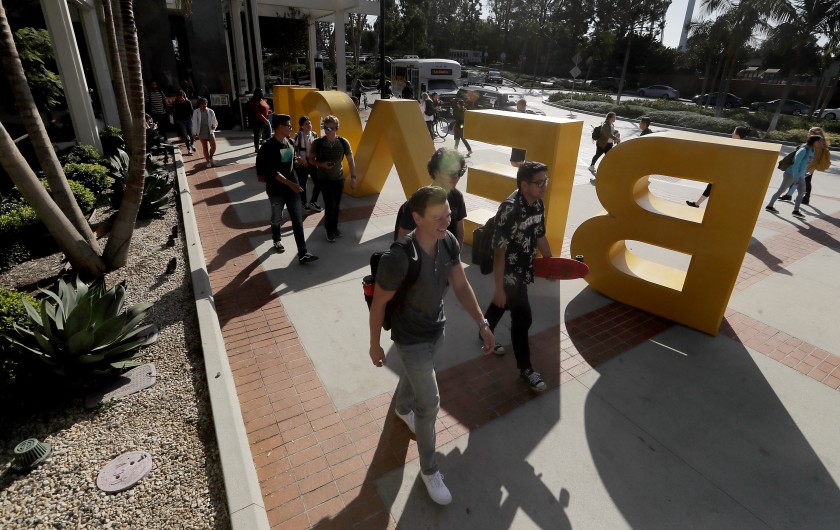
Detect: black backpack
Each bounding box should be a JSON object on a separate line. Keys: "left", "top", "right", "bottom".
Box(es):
{"left": 591, "top": 125, "right": 601, "bottom": 141}
{"left": 471, "top": 216, "right": 497, "bottom": 275}
{"left": 364, "top": 233, "right": 457, "bottom": 330}
{"left": 777, "top": 144, "right": 804, "bottom": 171}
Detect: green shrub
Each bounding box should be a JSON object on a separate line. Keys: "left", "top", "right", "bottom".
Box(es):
{"left": 41, "top": 179, "right": 96, "bottom": 213}
{"left": 0, "top": 203, "right": 39, "bottom": 238}
{"left": 548, "top": 92, "right": 612, "bottom": 104}
{"left": 616, "top": 104, "right": 651, "bottom": 119}
{"left": 100, "top": 126, "right": 125, "bottom": 157}
{"left": 0, "top": 289, "right": 39, "bottom": 386}
{"left": 63, "top": 162, "right": 113, "bottom": 196}
{"left": 5, "top": 276, "right": 155, "bottom": 382}
{"left": 59, "top": 144, "right": 102, "bottom": 166}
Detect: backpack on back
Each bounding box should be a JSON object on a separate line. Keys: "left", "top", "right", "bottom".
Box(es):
{"left": 777, "top": 144, "right": 803, "bottom": 171}
{"left": 471, "top": 215, "right": 497, "bottom": 275}
{"left": 363, "top": 233, "right": 457, "bottom": 330}
{"left": 591, "top": 125, "right": 601, "bottom": 141}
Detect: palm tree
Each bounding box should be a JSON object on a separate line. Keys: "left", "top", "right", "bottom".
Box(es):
{"left": 102, "top": 0, "right": 146, "bottom": 268}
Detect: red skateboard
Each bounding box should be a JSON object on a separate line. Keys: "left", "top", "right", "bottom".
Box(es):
{"left": 533, "top": 257, "right": 589, "bottom": 280}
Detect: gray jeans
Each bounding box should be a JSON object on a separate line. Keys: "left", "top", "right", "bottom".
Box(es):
{"left": 768, "top": 170, "right": 806, "bottom": 210}
{"left": 394, "top": 333, "right": 444, "bottom": 476}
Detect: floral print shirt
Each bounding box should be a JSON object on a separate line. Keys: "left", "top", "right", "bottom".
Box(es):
{"left": 492, "top": 190, "right": 546, "bottom": 287}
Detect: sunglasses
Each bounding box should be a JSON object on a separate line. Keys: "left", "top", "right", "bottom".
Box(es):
{"left": 324, "top": 126, "right": 337, "bottom": 132}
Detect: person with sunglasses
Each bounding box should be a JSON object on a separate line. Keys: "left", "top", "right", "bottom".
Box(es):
{"left": 395, "top": 148, "right": 468, "bottom": 248}
{"left": 481, "top": 161, "right": 553, "bottom": 389}
{"left": 256, "top": 114, "right": 319, "bottom": 264}
{"left": 308, "top": 115, "right": 357, "bottom": 242}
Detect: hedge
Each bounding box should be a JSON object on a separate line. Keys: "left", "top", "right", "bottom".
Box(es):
{"left": 63, "top": 162, "right": 113, "bottom": 196}
{"left": 59, "top": 144, "right": 102, "bottom": 166}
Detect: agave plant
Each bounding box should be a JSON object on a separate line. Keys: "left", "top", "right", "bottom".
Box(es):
{"left": 5, "top": 276, "right": 154, "bottom": 380}
{"left": 138, "top": 171, "right": 174, "bottom": 218}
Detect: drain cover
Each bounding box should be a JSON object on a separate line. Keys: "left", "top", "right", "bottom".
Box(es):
{"left": 96, "top": 451, "right": 153, "bottom": 493}
{"left": 85, "top": 363, "right": 157, "bottom": 409}
{"left": 11, "top": 438, "right": 52, "bottom": 471}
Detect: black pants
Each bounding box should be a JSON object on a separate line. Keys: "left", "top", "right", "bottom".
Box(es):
{"left": 786, "top": 173, "right": 812, "bottom": 201}
{"left": 319, "top": 178, "right": 344, "bottom": 236}
{"left": 298, "top": 164, "right": 320, "bottom": 205}
{"left": 426, "top": 120, "right": 434, "bottom": 139}
{"left": 453, "top": 123, "right": 471, "bottom": 151}
{"left": 268, "top": 190, "right": 307, "bottom": 256}
{"left": 591, "top": 142, "right": 613, "bottom": 166}
{"left": 484, "top": 283, "right": 533, "bottom": 371}
{"left": 253, "top": 123, "right": 269, "bottom": 151}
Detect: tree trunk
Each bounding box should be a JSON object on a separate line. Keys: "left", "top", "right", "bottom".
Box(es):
{"left": 697, "top": 57, "right": 712, "bottom": 107}
{"left": 0, "top": 123, "right": 106, "bottom": 279}
{"left": 102, "top": 0, "right": 133, "bottom": 148}
{"left": 767, "top": 69, "right": 795, "bottom": 133}
{"left": 715, "top": 54, "right": 738, "bottom": 118}
{"left": 819, "top": 76, "right": 838, "bottom": 115}
{"left": 704, "top": 55, "right": 724, "bottom": 109}
{"left": 103, "top": 0, "right": 145, "bottom": 269}
{"left": 615, "top": 32, "right": 632, "bottom": 105}
{"left": 0, "top": 1, "right": 100, "bottom": 252}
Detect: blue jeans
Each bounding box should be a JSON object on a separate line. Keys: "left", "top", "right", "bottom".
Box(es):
{"left": 269, "top": 190, "right": 307, "bottom": 256}
{"left": 176, "top": 119, "right": 193, "bottom": 149}
{"left": 394, "top": 334, "right": 444, "bottom": 476}
{"left": 768, "top": 170, "right": 806, "bottom": 211}
{"left": 253, "top": 123, "right": 271, "bottom": 151}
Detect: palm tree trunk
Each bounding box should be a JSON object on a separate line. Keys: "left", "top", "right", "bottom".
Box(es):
{"left": 103, "top": 0, "right": 145, "bottom": 269}
{"left": 697, "top": 57, "right": 712, "bottom": 107}
{"left": 0, "top": 123, "right": 106, "bottom": 279}
{"left": 102, "top": 0, "right": 133, "bottom": 149}
{"left": 767, "top": 69, "right": 796, "bottom": 133}
{"left": 0, "top": 1, "right": 100, "bottom": 252}
{"left": 615, "top": 31, "right": 632, "bottom": 105}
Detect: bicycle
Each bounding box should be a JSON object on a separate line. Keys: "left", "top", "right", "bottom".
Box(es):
{"left": 433, "top": 116, "right": 451, "bottom": 139}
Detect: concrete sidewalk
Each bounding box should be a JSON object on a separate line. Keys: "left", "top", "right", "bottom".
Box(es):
{"left": 184, "top": 117, "right": 840, "bottom": 529}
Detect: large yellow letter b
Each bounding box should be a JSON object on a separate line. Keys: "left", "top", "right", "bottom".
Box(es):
{"left": 571, "top": 132, "right": 779, "bottom": 335}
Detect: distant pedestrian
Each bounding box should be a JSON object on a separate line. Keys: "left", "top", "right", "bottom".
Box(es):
{"left": 766, "top": 134, "right": 822, "bottom": 219}
{"left": 402, "top": 81, "right": 414, "bottom": 100}
{"left": 420, "top": 92, "right": 435, "bottom": 139}
{"left": 779, "top": 126, "right": 831, "bottom": 206}
{"left": 250, "top": 88, "right": 272, "bottom": 153}
{"left": 145, "top": 81, "right": 171, "bottom": 137}
{"left": 293, "top": 115, "right": 323, "bottom": 213}
{"left": 308, "top": 115, "right": 357, "bottom": 242}
{"left": 588, "top": 112, "right": 621, "bottom": 177}
{"left": 256, "top": 114, "right": 319, "bottom": 264}
{"left": 686, "top": 126, "right": 750, "bottom": 208}
{"left": 483, "top": 161, "right": 553, "bottom": 389}
{"left": 368, "top": 185, "right": 495, "bottom": 506}
{"left": 383, "top": 80, "right": 393, "bottom": 99}
{"left": 452, "top": 99, "right": 472, "bottom": 157}
{"left": 172, "top": 90, "right": 194, "bottom": 155}
{"left": 509, "top": 99, "right": 528, "bottom": 167}
{"left": 639, "top": 116, "right": 653, "bottom": 136}
{"left": 191, "top": 97, "right": 218, "bottom": 167}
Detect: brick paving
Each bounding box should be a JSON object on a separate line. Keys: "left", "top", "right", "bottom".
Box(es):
{"left": 185, "top": 139, "right": 840, "bottom": 529}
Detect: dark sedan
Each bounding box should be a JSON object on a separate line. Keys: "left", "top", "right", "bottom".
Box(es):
{"left": 749, "top": 99, "right": 810, "bottom": 115}
{"left": 692, "top": 92, "right": 743, "bottom": 109}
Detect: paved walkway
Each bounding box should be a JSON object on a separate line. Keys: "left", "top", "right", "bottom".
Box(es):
{"left": 184, "top": 115, "right": 840, "bottom": 529}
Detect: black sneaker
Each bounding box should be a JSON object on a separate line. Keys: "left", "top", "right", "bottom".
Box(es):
{"left": 326, "top": 232, "right": 336, "bottom": 243}
{"left": 334, "top": 229, "right": 343, "bottom": 238}
{"left": 801, "top": 199, "right": 810, "bottom": 205}
{"left": 273, "top": 241, "right": 285, "bottom": 253}
{"left": 765, "top": 205, "right": 778, "bottom": 213}
{"left": 686, "top": 201, "right": 698, "bottom": 208}
{"left": 792, "top": 210, "right": 805, "bottom": 218}
{"left": 307, "top": 202, "right": 323, "bottom": 212}
{"left": 298, "top": 252, "right": 319, "bottom": 264}
{"left": 521, "top": 369, "right": 546, "bottom": 392}
{"left": 303, "top": 202, "right": 313, "bottom": 212}
{"left": 779, "top": 195, "right": 792, "bottom": 202}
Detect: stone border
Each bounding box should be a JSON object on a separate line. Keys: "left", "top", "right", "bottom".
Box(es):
{"left": 174, "top": 153, "right": 270, "bottom": 530}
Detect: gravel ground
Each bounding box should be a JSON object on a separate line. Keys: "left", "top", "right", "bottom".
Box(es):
{"left": 0, "top": 190, "right": 229, "bottom": 529}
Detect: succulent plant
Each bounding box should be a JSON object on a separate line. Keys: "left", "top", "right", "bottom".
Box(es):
{"left": 138, "top": 171, "right": 174, "bottom": 218}
{"left": 5, "top": 276, "right": 155, "bottom": 381}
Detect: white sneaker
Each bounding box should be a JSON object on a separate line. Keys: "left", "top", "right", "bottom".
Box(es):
{"left": 421, "top": 471, "right": 452, "bottom": 505}
{"left": 395, "top": 409, "right": 415, "bottom": 434}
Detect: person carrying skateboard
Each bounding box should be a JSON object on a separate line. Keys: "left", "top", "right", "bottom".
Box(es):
{"left": 483, "top": 161, "right": 553, "bottom": 391}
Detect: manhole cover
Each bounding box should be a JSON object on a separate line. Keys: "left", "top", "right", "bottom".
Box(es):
{"left": 96, "top": 451, "right": 153, "bottom": 493}
{"left": 85, "top": 363, "right": 157, "bottom": 409}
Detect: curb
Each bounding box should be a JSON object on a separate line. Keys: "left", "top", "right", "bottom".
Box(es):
{"left": 543, "top": 100, "right": 838, "bottom": 151}
{"left": 174, "top": 152, "right": 271, "bottom": 530}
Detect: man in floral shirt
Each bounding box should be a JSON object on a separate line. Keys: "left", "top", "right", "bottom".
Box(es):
{"left": 483, "top": 161, "right": 553, "bottom": 391}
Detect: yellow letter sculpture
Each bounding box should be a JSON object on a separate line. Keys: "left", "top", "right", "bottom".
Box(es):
{"left": 570, "top": 132, "right": 779, "bottom": 335}
{"left": 463, "top": 110, "right": 582, "bottom": 252}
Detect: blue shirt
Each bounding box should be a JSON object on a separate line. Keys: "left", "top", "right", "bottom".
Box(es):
{"left": 788, "top": 145, "right": 814, "bottom": 179}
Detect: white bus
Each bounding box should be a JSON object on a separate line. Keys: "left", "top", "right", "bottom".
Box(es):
{"left": 390, "top": 58, "right": 461, "bottom": 101}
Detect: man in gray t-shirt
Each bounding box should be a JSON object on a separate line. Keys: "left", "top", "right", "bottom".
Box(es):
{"left": 368, "top": 185, "right": 495, "bottom": 506}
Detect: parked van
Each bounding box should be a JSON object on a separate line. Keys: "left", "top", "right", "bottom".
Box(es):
{"left": 390, "top": 58, "right": 461, "bottom": 101}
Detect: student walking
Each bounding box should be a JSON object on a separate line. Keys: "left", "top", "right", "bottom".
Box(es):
{"left": 395, "top": 148, "right": 468, "bottom": 247}
{"left": 638, "top": 116, "right": 653, "bottom": 136}
{"left": 293, "top": 116, "right": 323, "bottom": 213}
{"left": 420, "top": 92, "right": 435, "bottom": 139}
{"left": 256, "top": 114, "right": 318, "bottom": 264}
{"left": 250, "top": 88, "right": 272, "bottom": 153}
{"left": 191, "top": 97, "right": 218, "bottom": 167}
{"left": 588, "top": 112, "right": 621, "bottom": 177}
{"left": 778, "top": 127, "right": 831, "bottom": 206}
{"left": 172, "top": 90, "right": 194, "bottom": 155}
{"left": 308, "top": 115, "right": 357, "bottom": 242}
{"left": 145, "top": 81, "right": 171, "bottom": 136}
{"left": 369, "top": 185, "right": 495, "bottom": 505}
{"left": 483, "top": 162, "right": 553, "bottom": 389}
{"left": 765, "top": 135, "right": 822, "bottom": 219}
{"left": 452, "top": 99, "right": 472, "bottom": 157}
